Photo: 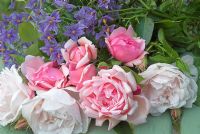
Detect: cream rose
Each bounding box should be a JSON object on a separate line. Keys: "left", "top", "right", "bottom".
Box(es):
{"left": 0, "top": 66, "right": 33, "bottom": 126}
{"left": 140, "top": 63, "right": 198, "bottom": 116}
{"left": 22, "top": 88, "right": 90, "bottom": 134}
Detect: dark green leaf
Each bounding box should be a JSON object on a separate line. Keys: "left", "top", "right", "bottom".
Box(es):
{"left": 114, "top": 122, "right": 134, "bottom": 134}
{"left": 18, "top": 22, "right": 40, "bottom": 42}
{"left": 98, "top": 48, "right": 111, "bottom": 62}
{"left": 135, "top": 17, "right": 154, "bottom": 45}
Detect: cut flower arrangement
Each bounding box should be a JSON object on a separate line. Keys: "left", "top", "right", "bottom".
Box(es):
{"left": 0, "top": 0, "right": 200, "bottom": 134}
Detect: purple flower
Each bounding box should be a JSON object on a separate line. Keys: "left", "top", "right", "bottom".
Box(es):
{"left": 40, "top": 43, "right": 57, "bottom": 56}
{"left": 54, "top": 0, "right": 75, "bottom": 12}
{"left": 9, "top": 0, "right": 16, "bottom": 9}
{"left": 39, "top": 11, "right": 61, "bottom": 33}
{"left": 65, "top": 3, "right": 75, "bottom": 12}
{"left": 1, "top": 29, "right": 19, "bottom": 44}
{"left": 40, "top": 43, "right": 63, "bottom": 64}
{"left": 0, "top": 42, "right": 6, "bottom": 57}
{"left": 74, "top": 7, "right": 97, "bottom": 26}
{"left": 95, "top": 25, "right": 115, "bottom": 40}
{"left": 50, "top": 46, "right": 64, "bottom": 64}
{"left": 26, "top": 0, "right": 46, "bottom": 9}
{"left": 41, "top": 32, "right": 57, "bottom": 45}
{"left": 98, "top": 15, "right": 114, "bottom": 26}
{"left": 98, "top": 0, "right": 111, "bottom": 9}
{"left": 1, "top": 48, "right": 18, "bottom": 68}
{"left": 21, "top": 42, "right": 32, "bottom": 49}
{"left": 1, "top": 14, "right": 12, "bottom": 26}
{"left": 64, "top": 23, "right": 86, "bottom": 41}
{"left": 54, "top": 0, "right": 67, "bottom": 6}
{"left": 10, "top": 12, "right": 26, "bottom": 26}
{"left": 31, "top": 9, "right": 47, "bottom": 23}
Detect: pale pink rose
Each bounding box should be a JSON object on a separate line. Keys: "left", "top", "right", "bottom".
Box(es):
{"left": 105, "top": 25, "right": 147, "bottom": 67}
{"left": 61, "top": 37, "right": 97, "bottom": 69}
{"left": 22, "top": 88, "right": 90, "bottom": 134}
{"left": 21, "top": 55, "right": 69, "bottom": 91}
{"left": 140, "top": 63, "right": 197, "bottom": 116}
{"left": 68, "top": 64, "right": 97, "bottom": 90}
{"left": 0, "top": 66, "right": 33, "bottom": 126}
{"left": 80, "top": 65, "right": 149, "bottom": 130}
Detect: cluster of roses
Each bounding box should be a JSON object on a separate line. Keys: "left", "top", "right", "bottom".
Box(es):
{"left": 0, "top": 26, "right": 198, "bottom": 134}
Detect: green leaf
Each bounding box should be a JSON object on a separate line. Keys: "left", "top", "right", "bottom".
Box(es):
{"left": 158, "top": 29, "right": 179, "bottom": 58}
{"left": 135, "top": 112, "right": 171, "bottom": 134}
{"left": 149, "top": 54, "right": 175, "bottom": 63}
{"left": 110, "top": 59, "right": 122, "bottom": 66}
{"left": 18, "top": 22, "right": 40, "bottom": 42}
{"left": 132, "top": 71, "right": 144, "bottom": 84}
{"left": 181, "top": 105, "right": 200, "bottom": 134}
{"left": 98, "top": 62, "right": 110, "bottom": 68}
{"left": 135, "top": 17, "right": 154, "bottom": 45}
{"left": 121, "top": 66, "right": 144, "bottom": 84}
{"left": 121, "top": 66, "right": 132, "bottom": 72}
{"left": 87, "top": 120, "right": 116, "bottom": 134}
{"left": 114, "top": 122, "right": 134, "bottom": 134}
{"left": 24, "top": 42, "right": 43, "bottom": 56}
{"left": 10, "top": 55, "right": 25, "bottom": 65}
{"left": 175, "top": 58, "right": 190, "bottom": 74}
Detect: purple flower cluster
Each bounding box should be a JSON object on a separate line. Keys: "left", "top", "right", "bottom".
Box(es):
{"left": 64, "top": 6, "right": 97, "bottom": 41}
{"left": 24, "top": 0, "right": 64, "bottom": 64}
{"left": 0, "top": 11, "right": 29, "bottom": 67}
{"left": 1, "top": 0, "right": 122, "bottom": 67}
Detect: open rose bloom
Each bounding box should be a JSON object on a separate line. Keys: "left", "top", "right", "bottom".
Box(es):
{"left": 80, "top": 65, "right": 150, "bottom": 130}
{"left": 0, "top": 66, "right": 33, "bottom": 126}
{"left": 22, "top": 88, "right": 90, "bottom": 134}
{"left": 21, "top": 55, "right": 69, "bottom": 91}
{"left": 105, "top": 25, "right": 147, "bottom": 67}
{"left": 140, "top": 63, "right": 197, "bottom": 116}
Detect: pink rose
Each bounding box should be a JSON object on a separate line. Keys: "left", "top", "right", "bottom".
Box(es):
{"left": 61, "top": 37, "right": 97, "bottom": 69}
{"left": 21, "top": 55, "right": 69, "bottom": 91}
{"left": 68, "top": 64, "right": 97, "bottom": 90}
{"left": 80, "top": 65, "right": 149, "bottom": 130}
{"left": 105, "top": 25, "right": 147, "bottom": 67}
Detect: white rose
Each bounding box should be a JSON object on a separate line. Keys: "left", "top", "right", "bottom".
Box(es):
{"left": 0, "top": 66, "right": 32, "bottom": 126}
{"left": 22, "top": 88, "right": 90, "bottom": 134}
{"left": 140, "top": 63, "right": 198, "bottom": 116}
